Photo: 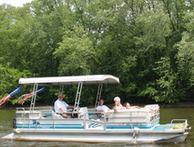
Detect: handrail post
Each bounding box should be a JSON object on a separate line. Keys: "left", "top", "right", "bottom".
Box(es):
{"left": 103, "top": 113, "right": 106, "bottom": 131}
{"left": 73, "top": 82, "right": 83, "bottom": 112}
{"left": 30, "top": 83, "right": 38, "bottom": 112}
{"left": 95, "top": 84, "right": 103, "bottom": 107}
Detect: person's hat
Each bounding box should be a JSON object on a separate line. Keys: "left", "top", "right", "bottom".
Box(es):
{"left": 58, "top": 95, "right": 65, "bottom": 98}
{"left": 114, "top": 96, "right": 120, "bottom": 102}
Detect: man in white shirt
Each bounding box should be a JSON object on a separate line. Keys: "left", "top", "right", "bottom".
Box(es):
{"left": 54, "top": 95, "right": 72, "bottom": 117}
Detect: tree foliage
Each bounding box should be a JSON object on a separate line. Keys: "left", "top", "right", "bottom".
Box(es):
{"left": 0, "top": 0, "right": 194, "bottom": 104}
{"left": 0, "top": 64, "right": 31, "bottom": 97}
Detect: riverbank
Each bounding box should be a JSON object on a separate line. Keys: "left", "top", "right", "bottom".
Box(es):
{"left": 160, "top": 102, "right": 194, "bottom": 108}
{"left": 2, "top": 102, "right": 194, "bottom": 110}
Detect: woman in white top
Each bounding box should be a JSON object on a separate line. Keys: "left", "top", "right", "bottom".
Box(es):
{"left": 113, "top": 96, "right": 126, "bottom": 112}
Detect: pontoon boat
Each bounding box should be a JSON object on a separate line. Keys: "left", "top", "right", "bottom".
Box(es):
{"left": 2, "top": 75, "right": 191, "bottom": 144}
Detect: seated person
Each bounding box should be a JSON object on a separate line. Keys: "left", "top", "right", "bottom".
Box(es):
{"left": 124, "top": 102, "right": 140, "bottom": 109}
{"left": 113, "top": 96, "right": 126, "bottom": 112}
{"left": 54, "top": 95, "right": 73, "bottom": 117}
{"left": 96, "top": 98, "right": 110, "bottom": 113}
{"left": 124, "top": 102, "right": 131, "bottom": 109}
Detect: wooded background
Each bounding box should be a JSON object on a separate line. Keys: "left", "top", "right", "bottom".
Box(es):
{"left": 0, "top": 0, "right": 194, "bottom": 105}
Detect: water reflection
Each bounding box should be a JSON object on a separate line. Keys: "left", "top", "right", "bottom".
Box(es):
{"left": 0, "top": 108, "right": 193, "bottom": 147}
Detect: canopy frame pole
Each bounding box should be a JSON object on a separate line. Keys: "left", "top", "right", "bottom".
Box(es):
{"left": 30, "top": 83, "right": 38, "bottom": 112}
{"left": 95, "top": 83, "right": 103, "bottom": 107}
{"left": 73, "top": 82, "right": 83, "bottom": 112}
{"left": 59, "top": 85, "right": 64, "bottom": 95}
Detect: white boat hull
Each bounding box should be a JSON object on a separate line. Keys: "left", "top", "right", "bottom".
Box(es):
{"left": 2, "top": 128, "right": 188, "bottom": 144}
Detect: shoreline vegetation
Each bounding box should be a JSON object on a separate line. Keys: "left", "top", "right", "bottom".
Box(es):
{"left": 160, "top": 102, "right": 194, "bottom": 108}
{"left": 2, "top": 102, "right": 194, "bottom": 110}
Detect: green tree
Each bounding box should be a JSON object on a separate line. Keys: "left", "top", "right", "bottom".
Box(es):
{"left": 0, "top": 64, "right": 31, "bottom": 98}
{"left": 54, "top": 25, "right": 95, "bottom": 75}
{"left": 176, "top": 12, "right": 194, "bottom": 101}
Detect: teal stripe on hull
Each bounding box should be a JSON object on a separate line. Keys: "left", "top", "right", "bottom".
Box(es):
{"left": 16, "top": 124, "right": 154, "bottom": 129}
{"left": 16, "top": 124, "right": 84, "bottom": 129}
{"left": 106, "top": 124, "right": 154, "bottom": 129}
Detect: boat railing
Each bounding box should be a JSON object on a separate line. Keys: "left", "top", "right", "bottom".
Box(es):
{"left": 15, "top": 106, "right": 160, "bottom": 130}
{"left": 16, "top": 107, "right": 26, "bottom": 117}
{"left": 16, "top": 106, "right": 53, "bottom": 111}
{"left": 170, "top": 119, "right": 189, "bottom": 130}
{"left": 15, "top": 118, "right": 84, "bottom": 129}
{"left": 15, "top": 107, "right": 103, "bottom": 130}
{"left": 104, "top": 109, "right": 159, "bottom": 124}
{"left": 87, "top": 109, "right": 159, "bottom": 129}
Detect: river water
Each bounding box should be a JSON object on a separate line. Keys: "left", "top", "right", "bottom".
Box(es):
{"left": 0, "top": 107, "right": 193, "bottom": 147}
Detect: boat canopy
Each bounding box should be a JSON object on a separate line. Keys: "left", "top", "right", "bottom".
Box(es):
{"left": 19, "top": 75, "right": 120, "bottom": 85}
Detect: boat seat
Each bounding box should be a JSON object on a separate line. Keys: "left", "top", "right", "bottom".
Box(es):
{"left": 106, "top": 109, "right": 159, "bottom": 124}
{"left": 29, "top": 111, "right": 41, "bottom": 119}
{"left": 144, "top": 104, "right": 159, "bottom": 114}
{"left": 78, "top": 107, "right": 89, "bottom": 120}
{"left": 51, "top": 110, "right": 63, "bottom": 119}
